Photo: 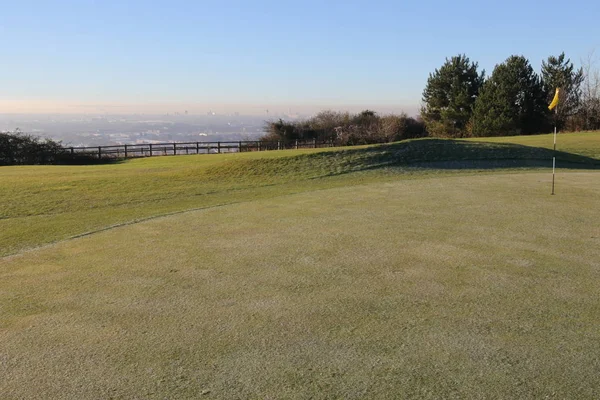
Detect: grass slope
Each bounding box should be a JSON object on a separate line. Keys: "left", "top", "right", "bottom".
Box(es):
{"left": 1, "top": 172, "right": 599, "bottom": 398}
{"left": 2, "top": 132, "right": 599, "bottom": 257}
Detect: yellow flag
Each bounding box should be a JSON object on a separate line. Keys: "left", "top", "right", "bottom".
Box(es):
{"left": 548, "top": 88, "right": 560, "bottom": 110}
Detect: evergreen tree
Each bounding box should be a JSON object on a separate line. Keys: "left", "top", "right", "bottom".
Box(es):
{"left": 541, "top": 52, "right": 584, "bottom": 130}
{"left": 421, "top": 55, "right": 484, "bottom": 137}
{"left": 472, "top": 56, "right": 548, "bottom": 136}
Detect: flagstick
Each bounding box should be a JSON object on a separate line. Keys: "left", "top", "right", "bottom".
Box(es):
{"left": 551, "top": 107, "right": 557, "bottom": 195}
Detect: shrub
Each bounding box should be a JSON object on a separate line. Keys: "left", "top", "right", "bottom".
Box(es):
{"left": 261, "top": 110, "right": 427, "bottom": 146}
{"left": 0, "top": 131, "right": 101, "bottom": 166}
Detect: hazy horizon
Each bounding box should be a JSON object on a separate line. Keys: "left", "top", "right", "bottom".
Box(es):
{"left": 0, "top": 100, "right": 420, "bottom": 117}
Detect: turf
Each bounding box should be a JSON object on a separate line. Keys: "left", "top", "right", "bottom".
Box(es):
{"left": 1, "top": 132, "right": 599, "bottom": 257}
{"left": 1, "top": 172, "right": 599, "bottom": 399}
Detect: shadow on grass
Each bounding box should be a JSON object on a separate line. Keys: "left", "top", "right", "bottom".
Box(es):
{"left": 0, "top": 154, "right": 126, "bottom": 167}
{"left": 315, "top": 138, "right": 600, "bottom": 172}
{"left": 54, "top": 156, "right": 126, "bottom": 166}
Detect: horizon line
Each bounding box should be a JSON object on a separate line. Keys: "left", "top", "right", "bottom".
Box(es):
{"left": 0, "top": 100, "right": 420, "bottom": 116}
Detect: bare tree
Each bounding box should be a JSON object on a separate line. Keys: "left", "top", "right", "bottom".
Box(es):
{"left": 579, "top": 50, "right": 600, "bottom": 130}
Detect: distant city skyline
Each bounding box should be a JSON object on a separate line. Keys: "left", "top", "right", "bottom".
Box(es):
{"left": 0, "top": 100, "right": 420, "bottom": 117}
{"left": 2, "top": 0, "right": 599, "bottom": 116}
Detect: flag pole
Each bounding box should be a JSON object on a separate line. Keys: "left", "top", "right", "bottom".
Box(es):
{"left": 551, "top": 106, "right": 557, "bottom": 195}
{"left": 548, "top": 87, "right": 560, "bottom": 195}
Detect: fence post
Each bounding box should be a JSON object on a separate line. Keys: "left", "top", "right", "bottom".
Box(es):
{"left": 295, "top": 139, "right": 298, "bottom": 150}
{"left": 173, "top": 143, "right": 177, "bottom": 155}
{"left": 277, "top": 141, "right": 281, "bottom": 150}
{"left": 196, "top": 142, "right": 200, "bottom": 154}
{"left": 124, "top": 145, "right": 128, "bottom": 158}
{"left": 217, "top": 142, "right": 221, "bottom": 154}
{"left": 313, "top": 138, "right": 317, "bottom": 148}
{"left": 238, "top": 141, "right": 242, "bottom": 153}
{"left": 98, "top": 146, "right": 102, "bottom": 159}
{"left": 149, "top": 143, "right": 153, "bottom": 156}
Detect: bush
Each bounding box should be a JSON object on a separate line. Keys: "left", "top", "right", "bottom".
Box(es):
{"left": 261, "top": 110, "right": 427, "bottom": 146}
{"left": 379, "top": 113, "right": 428, "bottom": 141}
{"left": 0, "top": 131, "right": 100, "bottom": 166}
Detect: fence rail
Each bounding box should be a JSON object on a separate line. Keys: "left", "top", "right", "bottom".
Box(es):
{"left": 63, "top": 139, "right": 335, "bottom": 159}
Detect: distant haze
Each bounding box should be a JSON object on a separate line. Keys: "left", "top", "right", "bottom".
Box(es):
{"left": 0, "top": 100, "right": 420, "bottom": 117}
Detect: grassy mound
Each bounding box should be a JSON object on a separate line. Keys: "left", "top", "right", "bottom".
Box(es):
{"left": 205, "top": 136, "right": 599, "bottom": 180}
{"left": 1, "top": 132, "right": 599, "bottom": 256}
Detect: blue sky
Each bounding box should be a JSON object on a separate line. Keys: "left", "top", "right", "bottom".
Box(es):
{"left": 1, "top": 0, "right": 599, "bottom": 114}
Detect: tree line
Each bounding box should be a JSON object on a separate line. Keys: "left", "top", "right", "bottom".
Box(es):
{"left": 264, "top": 51, "right": 600, "bottom": 143}
{"left": 422, "top": 52, "right": 600, "bottom": 137}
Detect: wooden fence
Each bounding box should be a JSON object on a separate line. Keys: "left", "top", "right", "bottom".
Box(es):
{"left": 64, "top": 139, "right": 335, "bottom": 159}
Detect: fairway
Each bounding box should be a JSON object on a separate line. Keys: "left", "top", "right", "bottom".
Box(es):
{"left": 2, "top": 171, "right": 599, "bottom": 399}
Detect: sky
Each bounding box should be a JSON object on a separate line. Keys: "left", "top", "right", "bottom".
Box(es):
{"left": 1, "top": 0, "right": 599, "bottom": 115}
